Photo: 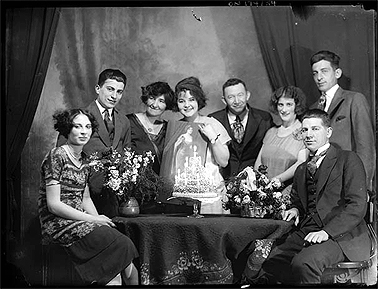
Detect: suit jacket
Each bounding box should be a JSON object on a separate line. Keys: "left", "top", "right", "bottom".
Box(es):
{"left": 209, "top": 105, "right": 274, "bottom": 179}
{"left": 310, "top": 87, "right": 375, "bottom": 190}
{"left": 56, "top": 101, "right": 131, "bottom": 217}
{"left": 291, "top": 145, "right": 370, "bottom": 261}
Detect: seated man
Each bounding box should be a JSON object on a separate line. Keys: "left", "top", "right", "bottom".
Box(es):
{"left": 255, "top": 109, "right": 370, "bottom": 285}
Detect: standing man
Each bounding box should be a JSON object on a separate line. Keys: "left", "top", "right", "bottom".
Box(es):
{"left": 57, "top": 68, "right": 131, "bottom": 217}
{"left": 209, "top": 78, "right": 274, "bottom": 180}
{"left": 255, "top": 109, "right": 370, "bottom": 285}
{"left": 310, "top": 50, "right": 375, "bottom": 191}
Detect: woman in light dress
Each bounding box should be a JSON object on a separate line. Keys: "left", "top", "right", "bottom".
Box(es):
{"left": 255, "top": 86, "right": 309, "bottom": 194}
{"left": 173, "top": 76, "right": 231, "bottom": 214}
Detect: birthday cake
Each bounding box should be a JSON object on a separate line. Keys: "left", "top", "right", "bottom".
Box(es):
{"left": 172, "top": 154, "right": 218, "bottom": 200}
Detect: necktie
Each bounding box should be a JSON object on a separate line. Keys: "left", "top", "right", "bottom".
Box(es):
{"left": 232, "top": 115, "right": 245, "bottom": 143}
{"left": 307, "top": 149, "right": 327, "bottom": 175}
{"left": 317, "top": 93, "right": 327, "bottom": 111}
{"left": 104, "top": 109, "right": 114, "bottom": 140}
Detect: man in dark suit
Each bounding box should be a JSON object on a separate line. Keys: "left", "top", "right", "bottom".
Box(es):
{"left": 209, "top": 78, "right": 274, "bottom": 180}
{"left": 256, "top": 109, "right": 370, "bottom": 285}
{"left": 310, "top": 50, "right": 375, "bottom": 191}
{"left": 57, "top": 68, "right": 131, "bottom": 217}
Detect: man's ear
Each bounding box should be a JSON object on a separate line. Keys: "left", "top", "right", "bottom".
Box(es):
{"left": 335, "top": 68, "right": 342, "bottom": 79}
{"left": 95, "top": 84, "right": 100, "bottom": 95}
{"left": 246, "top": 91, "right": 251, "bottom": 101}
{"left": 327, "top": 127, "right": 333, "bottom": 139}
{"left": 221, "top": 96, "right": 227, "bottom": 105}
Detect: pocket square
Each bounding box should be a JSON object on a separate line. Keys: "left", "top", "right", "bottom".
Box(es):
{"left": 335, "top": 115, "right": 346, "bottom": 122}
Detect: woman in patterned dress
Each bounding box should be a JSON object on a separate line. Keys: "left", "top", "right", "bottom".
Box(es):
{"left": 38, "top": 109, "right": 139, "bottom": 285}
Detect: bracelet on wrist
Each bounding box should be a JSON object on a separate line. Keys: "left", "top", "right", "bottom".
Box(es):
{"left": 210, "top": 134, "right": 221, "bottom": 144}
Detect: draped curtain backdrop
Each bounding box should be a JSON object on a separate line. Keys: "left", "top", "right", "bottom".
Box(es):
{"left": 5, "top": 8, "right": 60, "bottom": 250}
{"left": 251, "top": 5, "right": 375, "bottom": 112}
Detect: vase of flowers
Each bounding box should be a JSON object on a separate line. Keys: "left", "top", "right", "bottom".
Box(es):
{"left": 89, "top": 147, "right": 168, "bottom": 216}
{"left": 223, "top": 165, "right": 291, "bottom": 219}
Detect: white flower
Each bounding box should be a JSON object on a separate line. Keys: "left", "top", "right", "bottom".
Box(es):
{"left": 242, "top": 195, "right": 251, "bottom": 204}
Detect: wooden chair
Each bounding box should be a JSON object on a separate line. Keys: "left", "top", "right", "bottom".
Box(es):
{"left": 321, "top": 194, "right": 377, "bottom": 285}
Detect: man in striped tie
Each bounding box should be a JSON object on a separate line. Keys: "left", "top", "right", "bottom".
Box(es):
{"left": 310, "top": 50, "right": 375, "bottom": 192}
{"left": 57, "top": 69, "right": 131, "bottom": 217}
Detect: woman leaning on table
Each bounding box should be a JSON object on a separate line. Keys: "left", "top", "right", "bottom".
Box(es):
{"left": 38, "top": 108, "right": 139, "bottom": 286}
{"left": 127, "top": 81, "right": 175, "bottom": 175}
{"left": 254, "top": 85, "right": 309, "bottom": 194}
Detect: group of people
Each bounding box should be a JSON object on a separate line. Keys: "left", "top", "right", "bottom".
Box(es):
{"left": 38, "top": 50, "right": 375, "bottom": 285}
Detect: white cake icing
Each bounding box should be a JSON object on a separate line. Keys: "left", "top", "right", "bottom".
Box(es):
{"left": 172, "top": 153, "right": 218, "bottom": 199}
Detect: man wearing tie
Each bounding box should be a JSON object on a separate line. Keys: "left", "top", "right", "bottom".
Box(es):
{"left": 254, "top": 109, "right": 370, "bottom": 285}
{"left": 209, "top": 78, "right": 273, "bottom": 180}
{"left": 57, "top": 68, "right": 131, "bottom": 217}
{"left": 309, "top": 50, "right": 375, "bottom": 191}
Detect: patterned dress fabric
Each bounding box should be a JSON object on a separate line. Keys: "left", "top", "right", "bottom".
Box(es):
{"left": 38, "top": 147, "right": 138, "bottom": 285}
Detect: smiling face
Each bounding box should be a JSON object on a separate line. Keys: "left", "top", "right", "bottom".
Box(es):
{"left": 277, "top": 96, "right": 296, "bottom": 124}
{"left": 223, "top": 83, "right": 250, "bottom": 115}
{"left": 312, "top": 59, "right": 342, "bottom": 93}
{"left": 67, "top": 113, "right": 92, "bottom": 146}
{"left": 177, "top": 90, "right": 199, "bottom": 121}
{"left": 301, "top": 117, "right": 332, "bottom": 153}
{"left": 145, "top": 94, "right": 167, "bottom": 117}
{"left": 95, "top": 79, "right": 125, "bottom": 109}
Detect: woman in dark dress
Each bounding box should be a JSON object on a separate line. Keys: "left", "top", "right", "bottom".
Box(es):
{"left": 38, "top": 109, "right": 139, "bottom": 285}
{"left": 127, "top": 81, "right": 175, "bottom": 174}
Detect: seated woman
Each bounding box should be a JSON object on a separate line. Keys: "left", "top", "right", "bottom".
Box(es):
{"left": 38, "top": 109, "right": 139, "bottom": 286}
{"left": 254, "top": 86, "right": 308, "bottom": 193}
{"left": 127, "top": 81, "right": 174, "bottom": 175}
{"left": 172, "top": 76, "right": 231, "bottom": 214}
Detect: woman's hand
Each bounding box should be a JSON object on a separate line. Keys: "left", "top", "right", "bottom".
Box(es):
{"left": 92, "top": 215, "right": 116, "bottom": 227}
{"left": 198, "top": 123, "right": 217, "bottom": 141}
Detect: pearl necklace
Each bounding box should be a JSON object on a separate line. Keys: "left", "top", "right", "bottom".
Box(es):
{"left": 66, "top": 144, "right": 82, "bottom": 161}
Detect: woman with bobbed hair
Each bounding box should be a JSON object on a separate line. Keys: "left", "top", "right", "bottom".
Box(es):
{"left": 255, "top": 86, "right": 309, "bottom": 192}
{"left": 171, "top": 76, "right": 231, "bottom": 214}
{"left": 38, "top": 108, "right": 139, "bottom": 285}
{"left": 127, "top": 81, "right": 175, "bottom": 174}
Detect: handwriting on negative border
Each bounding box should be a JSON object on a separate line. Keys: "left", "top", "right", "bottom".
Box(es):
{"left": 228, "top": 1, "right": 276, "bottom": 7}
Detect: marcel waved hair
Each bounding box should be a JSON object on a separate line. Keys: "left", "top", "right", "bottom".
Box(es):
{"left": 53, "top": 108, "right": 99, "bottom": 138}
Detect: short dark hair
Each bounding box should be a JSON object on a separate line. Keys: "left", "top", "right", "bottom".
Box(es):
{"left": 302, "top": 109, "right": 331, "bottom": 128}
{"left": 310, "top": 50, "right": 340, "bottom": 70}
{"left": 222, "top": 78, "right": 248, "bottom": 95}
{"left": 53, "top": 108, "right": 99, "bottom": 138}
{"left": 97, "top": 69, "right": 127, "bottom": 87}
{"left": 141, "top": 81, "right": 175, "bottom": 110}
{"left": 173, "top": 76, "right": 207, "bottom": 112}
{"left": 270, "top": 86, "right": 307, "bottom": 117}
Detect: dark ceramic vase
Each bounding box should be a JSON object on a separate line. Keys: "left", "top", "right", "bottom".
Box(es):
{"left": 119, "top": 197, "right": 140, "bottom": 216}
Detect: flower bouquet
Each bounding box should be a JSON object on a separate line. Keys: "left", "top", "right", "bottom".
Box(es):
{"left": 89, "top": 147, "right": 169, "bottom": 205}
{"left": 222, "top": 165, "right": 291, "bottom": 219}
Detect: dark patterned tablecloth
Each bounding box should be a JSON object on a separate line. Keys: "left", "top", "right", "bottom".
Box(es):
{"left": 113, "top": 214, "right": 293, "bottom": 285}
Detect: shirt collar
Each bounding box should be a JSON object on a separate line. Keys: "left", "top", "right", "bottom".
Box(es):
{"left": 227, "top": 106, "right": 249, "bottom": 122}
{"left": 95, "top": 100, "right": 114, "bottom": 116}
{"left": 314, "top": 142, "right": 330, "bottom": 156}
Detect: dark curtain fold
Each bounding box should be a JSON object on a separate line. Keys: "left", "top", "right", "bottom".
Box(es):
{"left": 251, "top": 6, "right": 375, "bottom": 109}
{"left": 5, "top": 7, "right": 60, "bottom": 243}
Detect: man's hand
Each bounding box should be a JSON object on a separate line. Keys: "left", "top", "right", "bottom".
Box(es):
{"left": 281, "top": 208, "right": 299, "bottom": 226}
{"left": 304, "top": 230, "right": 329, "bottom": 245}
